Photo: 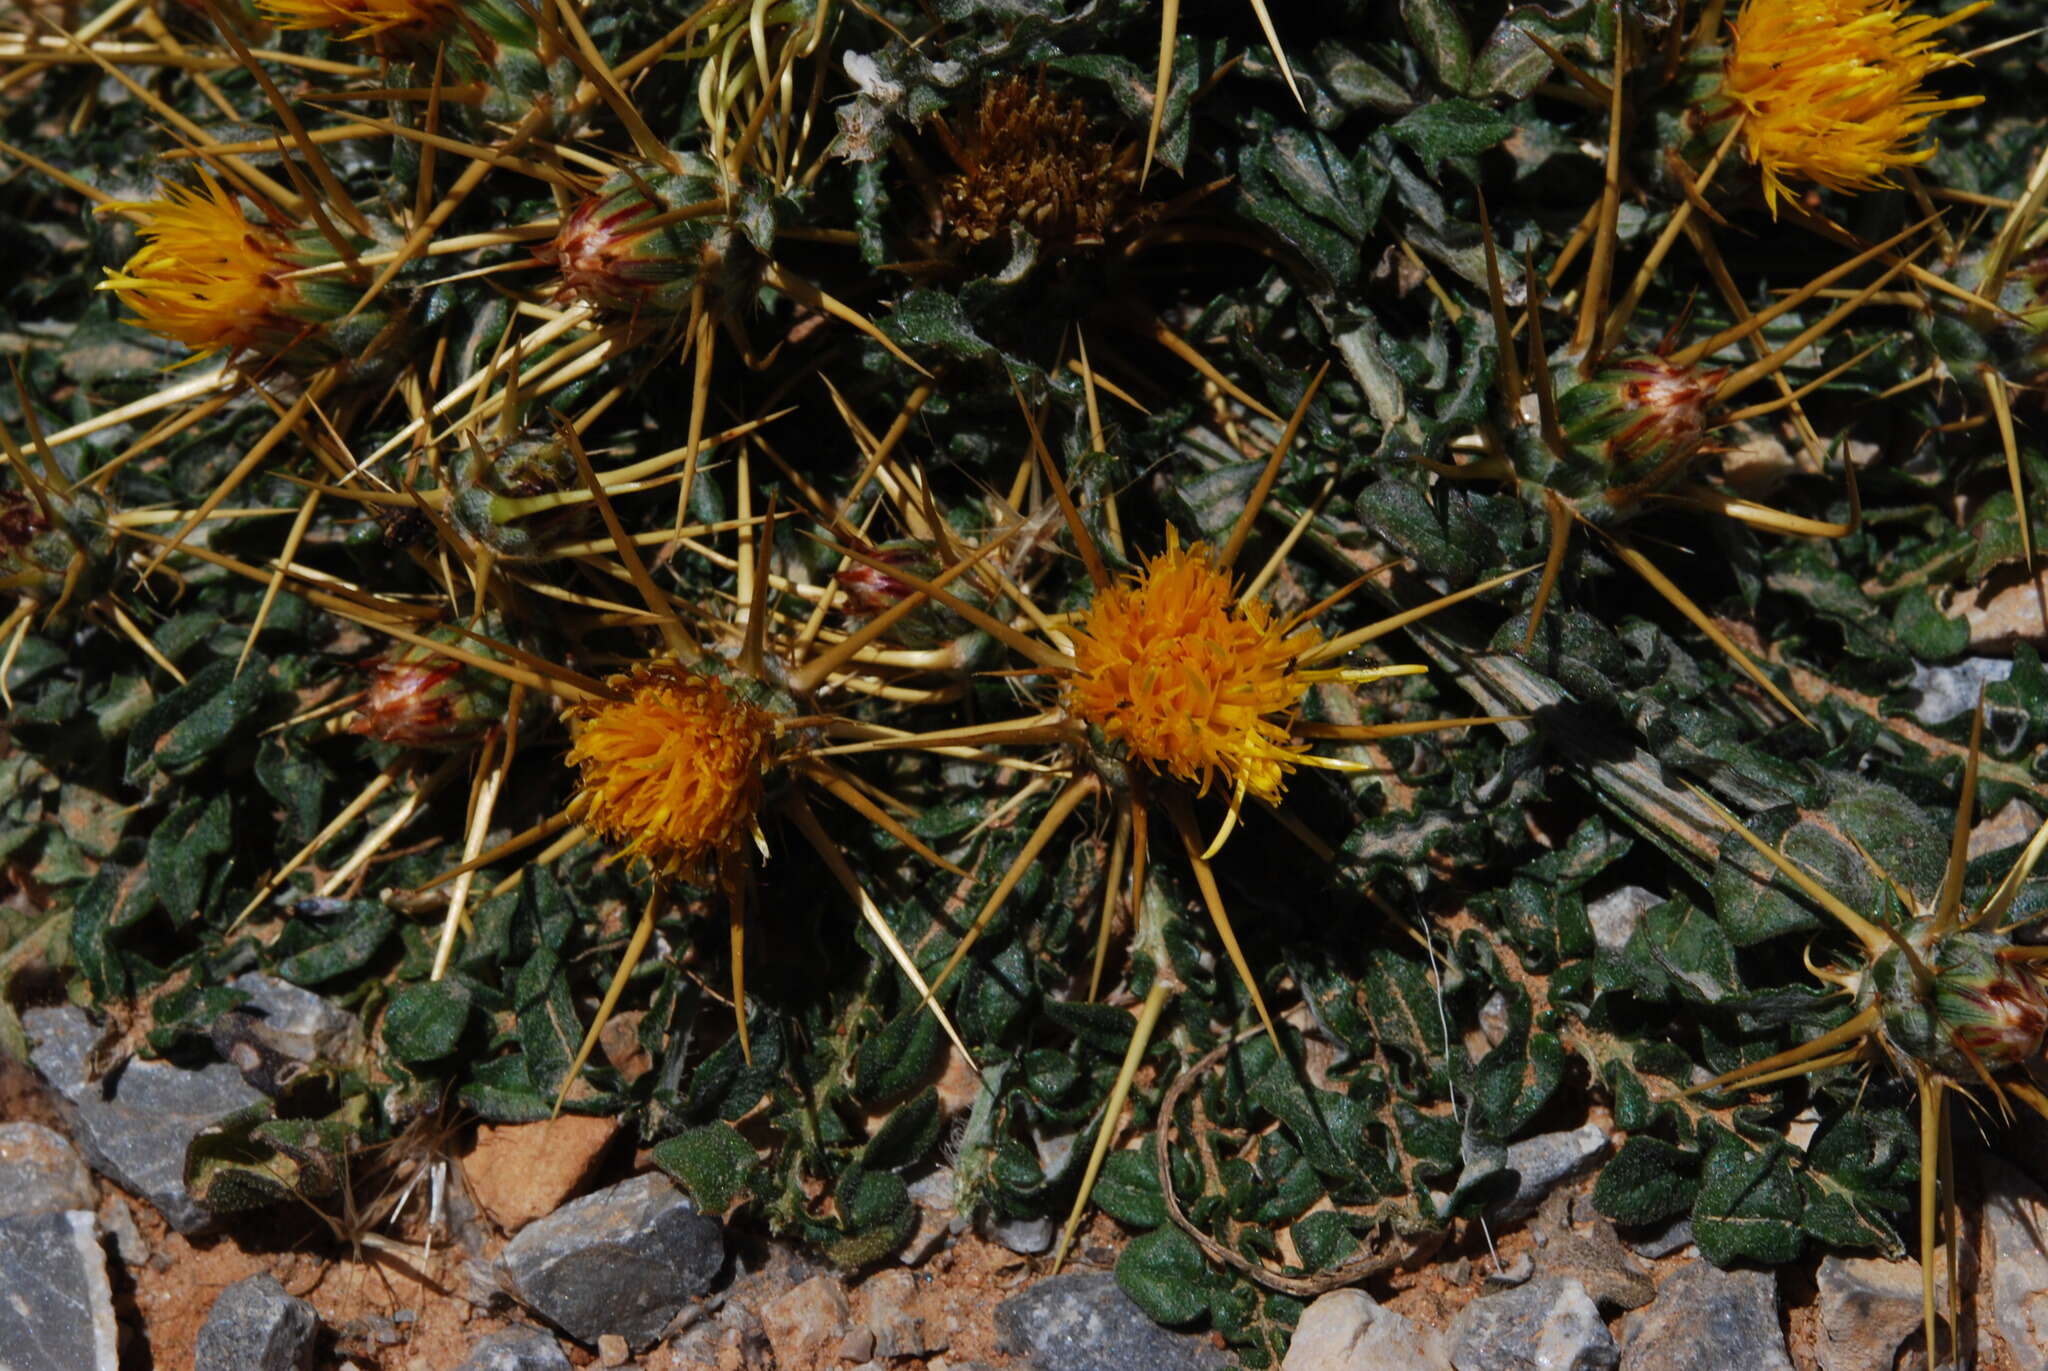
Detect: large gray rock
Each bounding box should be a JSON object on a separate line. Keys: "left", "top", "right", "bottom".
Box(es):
{"left": 0, "top": 1209, "right": 119, "bottom": 1371}
{"left": 193, "top": 1273, "right": 319, "bottom": 1371}
{"left": 497, "top": 1172, "right": 723, "bottom": 1350}
{"left": 995, "top": 1273, "right": 1230, "bottom": 1371}
{"left": 454, "top": 1325, "right": 574, "bottom": 1371}
{"left": 1447, "top": 1277, "right": 1617, "bottom": 1371}
{"left": 25, "top": 1005, "right": 265, "bottom": 1233}
{"left": 1498, "top": 1124, "right": 1610, "bottom": 1222}
{"left": 1984, "top": 1158, "right": 2048, "bottom": 1369}
{"left": 1814, "top": 1256, "right": 1937, "bottom": 1371}
{"left": 1282, "top": 1289, "right": 1448, "bottom": 1370}
{"left": 0, "top": 1122, "right": 96, "bottom": 1218}
{"left": 1618, "top": 1263, "right": 1790, "bottom": 1371}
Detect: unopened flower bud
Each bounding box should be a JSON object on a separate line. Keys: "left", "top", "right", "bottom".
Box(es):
{"left": 0, "top": 484, "right": 114, "bottom": 620}
{"left": 538, "top": 167, "right": 733, "bottom": 317}
{"left": 348, "top": 630, "right": 514, "bottom": 751}
{"left": 446, "top": 431, "right": 587, "bottom": 561}
{"left": 833, "top": 541, "right": 973, "bottom": 650}
{"left": 1554, "top": 357, "right": 1723, "bottom": 495}
{"left": 1871, "top": 928, "right": 2048, "bottom": 1079}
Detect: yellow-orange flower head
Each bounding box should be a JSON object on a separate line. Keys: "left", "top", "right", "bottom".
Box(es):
{"left": 566, "top": 664, "right": 775, "bottom": 879}
{"left": 1066, "top": 535, "right": 1317, "bottom": 807}
{"left": 1719, "top": 0, "right": 1987, "bottom": 215}
{"left": 258, "top": 0, "right": 458, "bottom": 40}
{"left": 100, "top": 176, "right": 303, "bottom": 359}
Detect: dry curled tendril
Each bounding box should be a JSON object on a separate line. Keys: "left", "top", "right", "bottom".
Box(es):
{"left": 1154, "top": 1030, "right": 1440, "bottom": 1297}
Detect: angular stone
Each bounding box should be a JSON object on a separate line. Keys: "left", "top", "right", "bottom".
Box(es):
{"left": 1498, "top": 1124, "right": 1610, "bottom": 1221}
{"left": 1622, "top": 1217, "right": 1694, "bottom": 1260}
{"left": 194, "top": 1273, "right": 319, "bottom": 1371}
{"left": 661, "top": 1289, "right": 768, "bottom": 1369}
{"left": 995, "top": 1272, "right": 1230, "bottom": 1371}
{"left": 497, "top": 1172, "right": 723, "bottom": 1350}
{"left": 227, "top": 972, "right": 362, "bottom": 1061}
{"left": 1479, "top": 992, "right": 1513, "bottom": 1049}
{"left": 986, "top": 1212, "right": 1056, "bottom": 1255}
{"left": 1528, "top": 1211, "right": 1653, "bottom": 1313}
{"left": 0, "top": 1121, "right": 96, "bottom": 1218}
{"left": 453, "top": 1325, "right": 573, "bottom": 1371}
{"left": 0, "top": 1209, "right": 119, "bottom": 1371}
{"left": 98, "top": 1193, "right": 148, "bottom": 1269}
{"left": 898, "top": 1201, "right": 952, "bottom": 1265}
{"left": 862, "top": 1268, "right": 933, "bottom": 1359}
{"left": 464, "top": 1114, "right": 622, "bottom": 1232}
{"left": 1814, "top": 1256, "right": 1934, "bottom": 1371}
{"left": 1282, "top": 1289, "right": 1447, "bottom": 1370}
{"left": 902, "top": 1165, "right": 962, "bottom": 1265}
{"left": 25, "top": 1005, "right": 266, "bottom": 1233}
{"left": 1909, "top": 659, "right": 2014, "bottom": 727}
{"left": 212, "top": 975, "right": 362, "bottom": 1093}
{"left": 761, "top": 1274, "right": 851, "bottom": 1367}
{"left": 1984, "top": 1158, "right": 2048, "bottom": 1369}
{"left": 1446, "top": 1277, "right": 1616, "bottom": 1371}
{"left": 1586, "top": 887, "right": 1660, "bottom": 954}
{"left": 1956, "top": 578, "right": 2048, "bottom": 651}
{"left": 1618, "top": 1263, "right": 1789, "bottom": 1371}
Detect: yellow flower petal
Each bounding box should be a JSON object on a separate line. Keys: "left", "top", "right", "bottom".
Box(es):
{"left": 1719, "top": 0, "right": 1987, "bottom": 215}
{"left": 566, "top": 664, "right": 774, "bottom": 879}
{"left": 99, "top": 174, "right": 299, "bottom": 359}
{"left": 1066, "top": 535, "right": 1318, "bottom": 806}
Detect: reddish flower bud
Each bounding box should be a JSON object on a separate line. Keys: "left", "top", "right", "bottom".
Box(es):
{"left": 1, "top": 483, "right": 114, "bottom": 621}
{"left": 1871, "top": 928, "right": 2048, "bottom": 1079}
{"left": 1555, "top": 357, "right": 1727, "bottom": 495}
{"left": 348, "top": 632, "right": 514, "bottom": 750}
{"left": 537, "top": 167, "right": 732, "bottom": 317}
{"left": 832, "top": 541, "right": 971, "bottom": 649}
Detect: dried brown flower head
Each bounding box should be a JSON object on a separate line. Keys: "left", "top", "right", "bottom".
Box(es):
{"left": 937, "top": 77, "right": 1144, "bottom": 248}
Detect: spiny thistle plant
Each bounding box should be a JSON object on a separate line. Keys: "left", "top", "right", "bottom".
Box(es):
{"left": 805, "top": 370, "right": 1528, "bottom": 1266}
{"left": 4, "top": 0, "right": 2048, "bottom": 1366}
{"left": 1686, "top": 706, "right": 2048, "bottom": 1366}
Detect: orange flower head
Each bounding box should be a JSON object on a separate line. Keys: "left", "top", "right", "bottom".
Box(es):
{"left": 257, "top": 0, "right": 458, "bottom": 40}
{"left": 565, "top": 664, "right": 775, "bottom": 878}
{"left": 1719, "top": 0, "right": 1987, "bottom": 215}
{"left": 1066, "top": 534, "right": 1319, "bottom": 807}
{"left": 99, "top": 176, "right": 305, "bottom": 359}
